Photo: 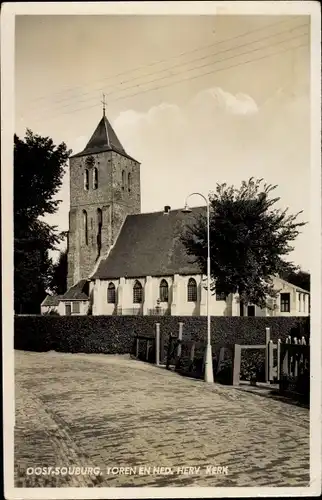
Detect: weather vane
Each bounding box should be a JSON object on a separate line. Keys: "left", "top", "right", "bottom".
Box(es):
{"left": 101, "top": 93, "right": 106, "bottom": 116}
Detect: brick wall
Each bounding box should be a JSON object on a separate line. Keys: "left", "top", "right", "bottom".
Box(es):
{"left": 67, "top": 150, "right": 141, "bottom": 288}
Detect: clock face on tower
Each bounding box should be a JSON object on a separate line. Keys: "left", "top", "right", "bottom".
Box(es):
{"left": 85, "top": 156, "right": 95, "bottom": 167}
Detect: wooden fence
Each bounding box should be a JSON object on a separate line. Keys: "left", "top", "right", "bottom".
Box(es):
{"left": 131, "top": 322, "right": 309, "bottom": 398}
{"left": 277, "top": 335, "right": 310, "bottom": 397}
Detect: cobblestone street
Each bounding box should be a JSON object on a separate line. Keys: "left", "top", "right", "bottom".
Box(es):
{"left": 14, "top": 350, "right": 310, "bottom": 487}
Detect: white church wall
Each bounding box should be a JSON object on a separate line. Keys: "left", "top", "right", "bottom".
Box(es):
{"left": 90, "top": 273, "right": 310, "bottom": 317}
{"left": 142, "top": 276, "right": 173, "bottom": 315}
{"left": 92, "top": 278, "right": 120, "bottom": 315}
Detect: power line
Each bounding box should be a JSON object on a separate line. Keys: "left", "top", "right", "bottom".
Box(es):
{"left": 111, "top": 40, "right": 308, "bottom": 104}
{"left": 25, "top": 16, "right": 306, "bottom": 107}
{"left": 29, "top": 32, "right": 308, "bottom": 124}
{"left": 33, "top": 21, "right": 307, "bottom": 117}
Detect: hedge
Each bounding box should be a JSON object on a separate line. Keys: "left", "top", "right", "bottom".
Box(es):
{"left": 14, "top": 315, "right": 309, "bottom": 354}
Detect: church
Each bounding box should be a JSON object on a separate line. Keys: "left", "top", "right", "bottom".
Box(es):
{"left": 41, "top": 108, "right": 310, "bottom": 318}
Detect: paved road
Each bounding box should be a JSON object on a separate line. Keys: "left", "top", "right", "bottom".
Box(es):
{"left": 14, "top": 350, "right": 309, "bottom": 487}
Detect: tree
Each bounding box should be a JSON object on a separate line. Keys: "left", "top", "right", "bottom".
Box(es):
{"left": 50, "top": 248, "right": 68, "bottom": 295}
{"left": 14, "top": 129, "right": 71, "bottom": 313}
{"left": 181, "top": 178, "right": 306, "bottom": 310}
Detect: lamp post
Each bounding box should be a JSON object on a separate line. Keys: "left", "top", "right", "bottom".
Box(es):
{"left": 182, "top": 192, "right": 214, "bottom": 383}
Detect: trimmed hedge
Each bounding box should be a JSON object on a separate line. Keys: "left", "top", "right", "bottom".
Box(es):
{"left": 14, "top": 315, "right": 309, "bottom": 354}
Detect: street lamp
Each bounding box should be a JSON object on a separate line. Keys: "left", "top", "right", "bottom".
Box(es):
{"left": 182, "top": 192, "right": 214, "bottom": 383}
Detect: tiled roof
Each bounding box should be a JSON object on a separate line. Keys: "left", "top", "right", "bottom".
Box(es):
{"left": 70, "top": 114, "right": 137, "bottom": 161}
{"left": 41, "top": 295, "right": 62, "bottom": 306}
{"left": 277, "top": 277, "right": 310, "bottom": 294}
{"left": 93, "top": 207, "right": 205, "bottom": 280}
{"left": 61, "top": 280, "right": 90, "bottom": 301}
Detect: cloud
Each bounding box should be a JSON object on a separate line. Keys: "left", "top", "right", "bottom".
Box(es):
{"left": 191, "top": 87, "right": 259, "bottom": 116}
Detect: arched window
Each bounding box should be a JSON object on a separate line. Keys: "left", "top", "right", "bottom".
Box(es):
{"left": 83, "top": 210, "right": 88, "bottom": 245}
{"left": 159, "top": 279, "right": 169, "bottom": 302}
{"left": 97, "top": 208, "right": 102, "bottom": 228}
{"left": 96, "top": 208, "right": 103, "bottom": 255}
{"left": 107, "top": 282, "right": 116, "bottom": 303}
{"left": 93, "top": 167, "right": 98, "bottom": 190}
{"left": 187, "top": 278, "right": 197, "bottom": 302}
{"left": 84, "top": 169, "right": 89, "bottom": 190}
{"left": 133, "top": 280, "right": 143, "bottom": 304}
{"left": 128, "top": 172, "right": 132, "bottom": 193}
{"left": 122, "top": 170, "right": 126, "bottom": 191}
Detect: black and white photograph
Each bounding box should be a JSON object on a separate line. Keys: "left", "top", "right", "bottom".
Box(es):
{"left": 2, "top": 1, "right": 321, "bottom": 498}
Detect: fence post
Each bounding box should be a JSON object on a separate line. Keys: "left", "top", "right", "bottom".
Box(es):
{"left": 282, "top": 344, "right": 289, "bottom": 376}
{"left": 160, "top": 327, "right": 165, "bottom": 364}
{"left": 277, "top": 338, "right": 281, "bottom": 381}
{"left": 155, "top": 322, "right": 160, "bottom": 366}
{"left": 190, "top": 342, "right": 195, "bottom": 369}
{"left": 177, "top": 322, "right": 183, "bottom": 358}
{"left": 232, "top": 344, "right": 241, "bottom": 386}
{"left": 146, "top": 340, "right": 150, "bottom": 361}
{"left": 190, "top": 342, "right": 195, "bottom": 361}
{"left": 166, "top": 335, "right": 173, "bottom": 370}
{"left": 135, "top": 335, "right": 139, "bottom": 359}
{"left": 265, "top": 328, "right": 270, "bottom": 383}
{"left": 216, "top": 347, "right": 225, "bottom": 374}
{"left": 268, "top": 340, "right": 274, "bottom": 382}
{"left": 294, "top": 350, "right": 299, "bottom": 378}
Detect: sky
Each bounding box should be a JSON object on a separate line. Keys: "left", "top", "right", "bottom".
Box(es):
{"left": 15, "top": 13, "right": 311, "bottom": 270}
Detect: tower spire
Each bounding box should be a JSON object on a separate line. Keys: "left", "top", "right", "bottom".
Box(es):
{"left": 101, "top": 93, "right": 106, "bottom": 117}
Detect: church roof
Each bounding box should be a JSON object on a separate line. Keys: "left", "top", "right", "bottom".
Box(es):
{"left": 92, "top": 207, "right": 205, "bottom": 280}
{"left": 41, "top": 295, "right": 62, "bottom": 306}
{"left": 61, "top": 279, "right": 90, "bottom": 301}
{"left": 70, "top": 114, "right": 137, "bottom": 161}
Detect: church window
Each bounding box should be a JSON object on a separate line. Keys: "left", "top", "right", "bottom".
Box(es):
{"left": 107, "top": 282, "right": 116, "bottom": 303}
{"left": 84, "top": 169, "right": 89, "bottom": 190}
{"left": 93, "top": 168, "right": 98, "bottom": 190}
{"left": 97, "top": 208, "right": 102, "bottom": 227}
{"left": 133, "top": 280, "right": 143, "bottom": 304}
{"left": 122, "top": 170, "right": 126, "bottom": 190}
{"left": 128, "top": 172, "right": 132, "bottom": 193}
{"left": 83, "top": 210, "right": 88, "bottom": 245}
{"left": 280, "top": 293, "right": 290, "bottom": 312}
{"left": 96, "top": 208, "right": 103, "bottom": 257}
{"left": 187, "top": 278, "right": 197, "bottom": 302}
{"left": 159, "top": 279, "right": 169, "bottom": 302}
{"left": 72, "top": 301, "right": 80, "bottom": 313}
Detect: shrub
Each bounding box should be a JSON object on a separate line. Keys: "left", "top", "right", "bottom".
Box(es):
{"left": 14, "top": 315, "right": 309, "bottom": 356}
{"left": 240, "top": 349, "right": 266, "bottom": 382}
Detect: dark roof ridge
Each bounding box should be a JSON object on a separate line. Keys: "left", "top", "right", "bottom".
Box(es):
{"left": 126, "top": 205, "right": 206, "bottom": 217}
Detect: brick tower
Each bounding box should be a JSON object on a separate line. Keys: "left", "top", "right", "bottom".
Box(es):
{"left": 67, "top": 106, "right": 141, "bottom": 288}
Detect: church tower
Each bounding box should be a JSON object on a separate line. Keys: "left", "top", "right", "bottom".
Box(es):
{"left": 67, "top": 105, "right": 141, "bottom": 288}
